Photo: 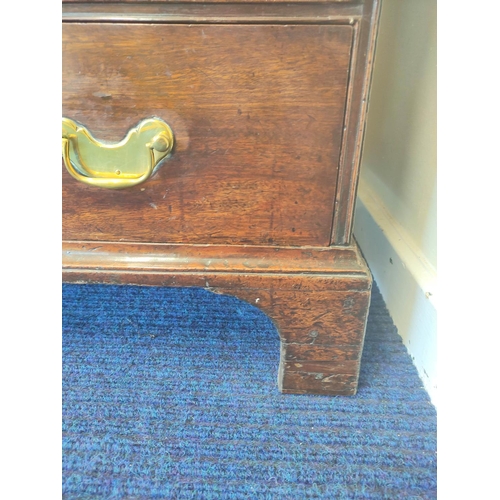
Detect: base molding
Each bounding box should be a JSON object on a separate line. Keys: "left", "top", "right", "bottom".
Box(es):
{"left": 354, "top": 180, "right": 437, "bottom": 406}
{"left": 63, "top": 241, "right": 372, "bottom": 396}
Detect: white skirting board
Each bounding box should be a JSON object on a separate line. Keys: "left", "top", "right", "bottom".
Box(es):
{"left": 353, "top": 180, "right": 437, "bottom": 407}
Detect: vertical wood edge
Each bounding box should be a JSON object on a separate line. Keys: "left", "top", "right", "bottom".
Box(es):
{"left": 331, "top": 0, "right": 382, "bottom": 245}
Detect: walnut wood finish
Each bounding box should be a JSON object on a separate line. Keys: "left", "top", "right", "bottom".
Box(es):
{"left": 62, "top": 0, "right": 381, "bottom": 246}
{"left": 63, "top": 241, "right": 371, "bottom": 395}
{"left": 63, "top": 23, "right": 352, "bottom": 246}
{"left": 63, "top": 242, "right": 368, "bottom": 274}
{"left": 62, "top": 3, "right": 363, "bottom": 23}
{"left": 62, "top": 0, "right": 380, "bottom": 395}
{"left": 331, "top": 0, "right": 381, "bottom": 244}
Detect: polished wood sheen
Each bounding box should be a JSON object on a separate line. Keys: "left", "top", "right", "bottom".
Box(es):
{"left": 63, "top": 242, "right": 371, "bottom": 395}
{"left": 62, "top": 3, "right": 363, "bottom": 24}
{"left": 63, "top": 23, "right": 352, "bottom": 246}
{"left": 62, "top": 0, "right": 381, "bottom": 395}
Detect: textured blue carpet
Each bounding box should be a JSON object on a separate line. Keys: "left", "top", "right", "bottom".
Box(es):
{"left": 62, "top": 282, "right": 437, "bottom": 499}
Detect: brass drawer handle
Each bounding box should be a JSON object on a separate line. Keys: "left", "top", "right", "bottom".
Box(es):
{"left": 62, "top": 117, "right": 174, "bottom": 190}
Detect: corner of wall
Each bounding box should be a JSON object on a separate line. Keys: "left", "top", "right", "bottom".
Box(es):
{"left": 354, "top": 178, "right": 437, "bottom": 407}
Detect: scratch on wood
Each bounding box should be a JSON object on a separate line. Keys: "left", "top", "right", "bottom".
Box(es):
{"left": 92, "top": 91, "right": 112, "bottom": 99}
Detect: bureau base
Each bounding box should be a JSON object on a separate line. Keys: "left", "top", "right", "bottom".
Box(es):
{"left": 63, "top": 241, "right": 372, "bottom": 395}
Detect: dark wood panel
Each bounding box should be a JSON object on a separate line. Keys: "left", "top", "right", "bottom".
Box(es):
{"left": 62, "top": 2, "right": 363, "bottom": 23}
{"left": 61, "top": 0, "right": 381, "bottom": 395}
{"left": 63, "top": 265, "right": 371, "bottom": 344}
{"left": 62, "top": 241, "right": 367, "bottom": 274}
{"left": 280, "top": 372, "right": 358, "bottom": 395}
{"left": 63, "top": 269, "right": 371, "bottom": 293}
{"left": 62, "top": 240, "right": 372, "bottom": 395}
{"left": 284, "top": 360, "right": 360, "bottom": 374}
{"left": 331, "top": 0, "right": 381, "bottom": 244}
{"left": 63, "top": 23, "right": 352, "bottom": 246}
{"left": 284, "top": 343, "right": 362, "bottom": 362}
{"left": 261, "top": 290, "right": 371, "bottom": 344}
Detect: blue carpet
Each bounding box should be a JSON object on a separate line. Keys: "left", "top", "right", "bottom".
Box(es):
{"left": 62, "top": 282, "right": 437, "bottom": 499}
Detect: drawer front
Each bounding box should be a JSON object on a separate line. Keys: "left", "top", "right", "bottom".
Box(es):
{"left": 62, "top": 23, "right": 352, "bottom": 246}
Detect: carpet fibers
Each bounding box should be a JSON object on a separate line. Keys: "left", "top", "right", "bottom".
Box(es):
{"left": 62, "top": 282, "right": 437, "bottom": 499}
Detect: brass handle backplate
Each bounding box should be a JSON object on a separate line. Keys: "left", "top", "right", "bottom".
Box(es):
{"left": 62, "top": 117, "right": 175, "bottom": 189}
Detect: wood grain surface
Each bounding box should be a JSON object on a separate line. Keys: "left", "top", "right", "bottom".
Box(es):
{"left": 63, "top": 23, "right": 352, "bottom": 247}
{"left": 62, "top": 241, "right": 367, "bottom": 274}
{"left": 63, "top": 241, "right": 372, "bottom": 395}
{"left": 331, "top": 0, "right": 381, "bottom": 244}
{"left": 62, "top": 0, "right": 381, "bottom": 394}
{"left": 62, "top": 2, "right": 363, "bottom": 24}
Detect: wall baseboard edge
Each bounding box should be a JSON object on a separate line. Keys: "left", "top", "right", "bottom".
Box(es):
{"left": 354, "top": 179, "right": 437, "bottom": 407}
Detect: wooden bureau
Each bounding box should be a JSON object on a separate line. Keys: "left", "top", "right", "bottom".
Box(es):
{"left": 62, "top": 0, "right": 381, "bottom": 395}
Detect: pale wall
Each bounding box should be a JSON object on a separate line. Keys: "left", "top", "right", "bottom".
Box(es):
{"left": 354, "top": 0, "right": 437, "bottom": 404}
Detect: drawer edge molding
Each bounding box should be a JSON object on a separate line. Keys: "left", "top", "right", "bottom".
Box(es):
{"left": 62, "top": 2, "right": 363, "bottom": 24}
{"left": 331, "top": 0, "right": 382, "bottom": 244}
{"left": 62, "top": 241, "right": 370, "bottom": 280}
